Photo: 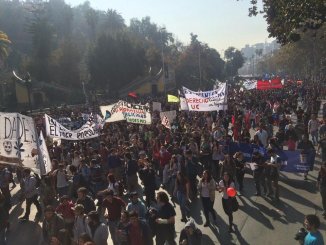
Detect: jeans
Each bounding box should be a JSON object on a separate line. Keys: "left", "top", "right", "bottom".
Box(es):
{"left": 310, "top": 130, "right": 318, "bottom": 145}
{"left": 108, "top": 220, "right": 119, "bottom": 245}
{"left": 24, "top": 194, "right": 42, "bottom": 218}
{"left": 201, "top": 197, "right": 216, "bottom": 223}
{"left": 177, "top": 191, "right": 187, "bottom": 219}
{"left": 253, "top": 171, "right": 266, "bottom": 195}
{"left": 266, "top": 176, "right": 279, "bottom": 199}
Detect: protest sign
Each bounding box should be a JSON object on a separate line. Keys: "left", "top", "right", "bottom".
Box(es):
{"left": 45, "top": 114, "right": 100, "bottom": 140}
{"left": 152, "top": 102, "right": 162, "bottom": 112}
{"left": 182, "top": 83, "right": 227, "bottom": 111}
{"left": 167, "top": 94, "right": 180, "bottom": 103}
{"left": 0, "top": 112, "right": 40, "bottom": 173}
{"left": 100, "top": 100, "right": 152, "bottom": 125}
{"left": 243, "top": 79, "right": 257, "bottom": 90}
{"left": 180, "top": 97, "right": 189, "bottom": 111}
{"left": 160, "top": 111, "right": 177, "bottom": 129}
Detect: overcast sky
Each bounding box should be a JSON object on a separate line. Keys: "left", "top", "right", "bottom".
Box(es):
{"left": 66, "top": 0, "right": 273, "bottom": 52}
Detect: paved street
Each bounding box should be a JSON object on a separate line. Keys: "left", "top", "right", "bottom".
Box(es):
{"left": 6, "top": 154, "right": 325, "bottom": 245}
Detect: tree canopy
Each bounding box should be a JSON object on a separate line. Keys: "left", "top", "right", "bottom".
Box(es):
{"left": 247, "top": 0, "right": 326, "bottom": 44}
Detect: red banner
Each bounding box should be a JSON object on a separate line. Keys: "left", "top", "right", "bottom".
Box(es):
{"left": 257, "top": 78, "right": 283, "bottom": 90}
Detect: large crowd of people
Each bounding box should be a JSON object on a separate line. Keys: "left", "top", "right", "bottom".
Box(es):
{"left": 0, "top": 81, "right": 325, "bottom": 245}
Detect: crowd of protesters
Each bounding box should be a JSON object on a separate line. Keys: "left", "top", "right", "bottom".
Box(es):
{"left": 0, "top": 81, "right": 325, "bottom": 245}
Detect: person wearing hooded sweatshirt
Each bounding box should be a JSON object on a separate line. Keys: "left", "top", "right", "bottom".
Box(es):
{"left": 86, "top": 211, "right": 109, "bottom": 245}
{"left": 179, "top": 218, "right": 202, "bottom": 245}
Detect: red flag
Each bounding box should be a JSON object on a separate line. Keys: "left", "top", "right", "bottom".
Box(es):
{"left": 128, "top": 92, "right": 138, "bottom": 98}
{"left": 257, "top": 78, "right": 282, "bottom": 90}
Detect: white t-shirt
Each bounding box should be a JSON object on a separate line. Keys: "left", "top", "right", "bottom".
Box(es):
{"left": 218, "top": 180, "right": 235, "bottom": 199}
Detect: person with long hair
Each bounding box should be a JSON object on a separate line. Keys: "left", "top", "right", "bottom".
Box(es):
{"left": 174, "top": 171, "right": 190, "bottom": 222}
{"left": 317, "top": 162, "right": 326, "bottom": 218}
{"left": 154, "top": 191, "right": 176, "bottom": 245}
{"left": 218, "top": 172, "right": 236, "bottom": 233}
{"left": 198, "top": 170, "right": 216, "bottom": 226}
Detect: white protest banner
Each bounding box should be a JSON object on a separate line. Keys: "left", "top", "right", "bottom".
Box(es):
{"left": 180, "top": 97, "right": 189, "bottom": 111}
{"left": 152, "top": 102, "right": 162, "bottom": 112}
{"left": 160, "top": 110, "right": 177, "bottom": 129}
{"left": 101, "top": 100, "right": 152, "bottom": 125}
{"left": 243, "top": 79, "right": 257, "bottom": 90}
{"left": 45, "top": 114, "right": 100, "bottom": 140}
{"left": 182, "top": 83, "right": 227, "bottom": 111}
{"left": 0, "top": 112, "right": 40, "bottom": 173}
{"left": 38, "top": 131, "right": 52, "bottom": 174}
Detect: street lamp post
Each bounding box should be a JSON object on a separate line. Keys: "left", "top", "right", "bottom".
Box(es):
{"left": 160, "top": 27, "right": 166, "bottom": 94}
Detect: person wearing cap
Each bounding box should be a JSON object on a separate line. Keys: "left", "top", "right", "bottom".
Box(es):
{"left": 73, "top": 204, "right": 88, "bottom": 244}
{"left": 101, "top": 189, "right": 126, "bottom": 245}
{"left": 179, "top": 218, "right": 202, "bottom": 245}
{"left": 19, "top": 168, "right": 42, "bottom": 221}
{"left": 86, "top": 211, "right": 109, "bottom": 245}
{"left": 42, "top": 205, "right": 65, "bottom": 244}
{"left": 126, "top": 192, "right": 147, "bottom": 220}
{"left": 56, "top": 195, "right": 75, "bottom": 236}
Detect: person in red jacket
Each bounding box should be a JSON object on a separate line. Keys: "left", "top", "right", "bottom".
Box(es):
{"left": 56, "top": 195, "right": 75, "bottom": 236}
{"left": 101, "top": 190, "right": 126, "bottom": 245}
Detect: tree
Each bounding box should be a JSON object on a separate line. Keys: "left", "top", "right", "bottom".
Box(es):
{"left": 0, "top": 31, "right": 11, "bottom": 63}
{"left": 88, "top": 32, "right": 147, "bottom": 94}
{"left": 175, "top": 34, "right": 225, "bottom": 89}
{"left": 247, "top": 0, "right": 326, "bottom": 44}
{"left": 224, "top": 47, "right": 245, "bottom": 77}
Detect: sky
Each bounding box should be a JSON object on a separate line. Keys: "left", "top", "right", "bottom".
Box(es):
{"left": 66, "top": 0, "right": 273, "bottom": 52}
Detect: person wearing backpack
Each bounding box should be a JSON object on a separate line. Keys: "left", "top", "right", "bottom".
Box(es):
{"left": 19, "top": 168, "right": 42, "bottom": 221}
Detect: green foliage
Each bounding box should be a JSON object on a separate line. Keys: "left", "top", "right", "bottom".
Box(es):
{"left": 256, "top": 24, "right": 326, "bottom": 79}
{"left": 175, "top": 34, "right": 225, "bottom": 90}
{"left": 247, "top": 0, "right": 326, "bottom": 44}
{"left": 88, "top": 32, "right": 146, "bottom": 94}
{"left": 0, "top": 30, "right": 11, "bottom": 63}
{"left": 224, "top": 47, "right": 245, "bottom": 78}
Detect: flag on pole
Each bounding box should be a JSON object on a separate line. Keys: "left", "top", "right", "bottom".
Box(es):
{"left": 167, "top": 94, "right": 180, "bottom": 103}
{"left": 38, "top": 131, "right": 52, "bottom": 174}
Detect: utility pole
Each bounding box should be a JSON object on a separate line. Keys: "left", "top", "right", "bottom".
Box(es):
{"left": 160, "top": 27, "right": 166, "bottom": 94}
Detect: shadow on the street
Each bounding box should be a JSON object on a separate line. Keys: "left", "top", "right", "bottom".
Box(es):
{"left": 238, "top": 196, "right": 274, "bottom": 229}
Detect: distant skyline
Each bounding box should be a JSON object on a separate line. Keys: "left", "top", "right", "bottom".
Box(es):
{"left": 66, "top": 0, "right": 274, "bottom": 53}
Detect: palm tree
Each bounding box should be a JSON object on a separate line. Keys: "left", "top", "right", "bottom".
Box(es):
{"left": 0, "top": 31, "right": 11, "bottom": 62}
